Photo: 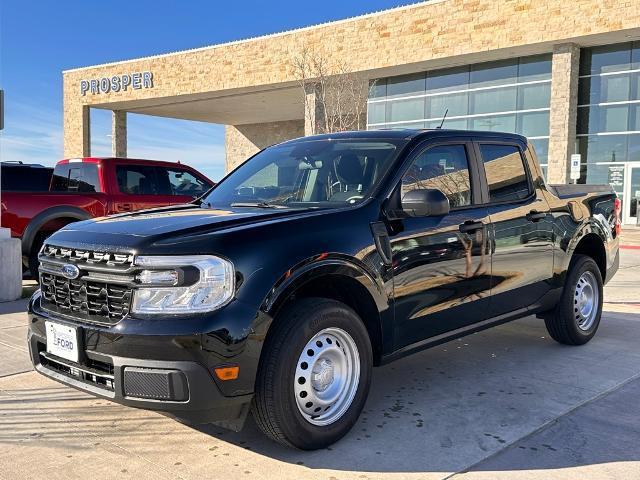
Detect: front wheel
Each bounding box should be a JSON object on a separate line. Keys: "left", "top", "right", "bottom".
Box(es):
{"left": 252, "top": 298, "right": 372, "bottom": 449}
{"left": 545, "top": 255, "right": 603, "bottom": 345}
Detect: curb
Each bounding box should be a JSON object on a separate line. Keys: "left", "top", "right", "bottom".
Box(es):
{"left": 621, "top": 245, "right": 640, "bottom": 250}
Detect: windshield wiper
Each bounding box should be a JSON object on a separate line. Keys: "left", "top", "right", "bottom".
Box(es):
{"left": 230, "top": 201, "right": 288, "bottom": 209}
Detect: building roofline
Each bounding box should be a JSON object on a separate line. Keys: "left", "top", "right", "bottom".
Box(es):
{"left": 63, "top": 0, "right": 445, "bottom": 74}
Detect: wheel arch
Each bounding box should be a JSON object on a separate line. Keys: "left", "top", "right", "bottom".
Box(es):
{"left": 262, "top": 258, "right": 390, "bottom": 365}
{"left": 22, "top": 206, "right": 93, "bottom": 255}
{"left": 569, "top": 231, "right": 607, "bottom": 281}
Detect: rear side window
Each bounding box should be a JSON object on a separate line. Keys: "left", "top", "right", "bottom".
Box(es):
{"left": 1, "top": 166, "right": 52, "bottom": 191}
{"left": 116, "top": 165, "right": 163, "bottom": 195}
{"left": 479, "top": 144, "right": 531, "bottom": 202}
{"left": 51, "top": 163, "right": 100, "bottom": 192}
{"left": 402, "top": 144, "right": 472, "bottom": 208}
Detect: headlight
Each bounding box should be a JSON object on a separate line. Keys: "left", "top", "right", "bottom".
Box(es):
{"left": 131, "top": 255, "right": 235, "bottom": 314}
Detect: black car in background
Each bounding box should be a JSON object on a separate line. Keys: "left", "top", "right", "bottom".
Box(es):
{"left": 27, "top": 129, "right": 620, "bottom": 449}
{"left": 1, "top": 161, "right": 53, "bottom": 192}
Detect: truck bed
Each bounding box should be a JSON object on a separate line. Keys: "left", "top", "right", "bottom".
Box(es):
{"left": 548, "top": 184, "right": 615, "bottom": 199}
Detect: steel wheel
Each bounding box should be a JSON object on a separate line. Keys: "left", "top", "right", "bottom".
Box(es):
{"left": 293, "top": 327, "right": 360, "bottom": 427}
{"left": 575, "top": 270, "right": 599, "bottom": 331}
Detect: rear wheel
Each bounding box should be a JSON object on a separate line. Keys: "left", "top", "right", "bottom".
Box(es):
{"left": 545, "top": 255, "right": 603, "bottom": 345}
{"left": 252, "top": 298, "right": 372, "bottom": 449}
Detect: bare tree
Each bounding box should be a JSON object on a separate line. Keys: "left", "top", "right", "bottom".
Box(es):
{"left": 291, "top": 47, "right": 370, "bottom": 134}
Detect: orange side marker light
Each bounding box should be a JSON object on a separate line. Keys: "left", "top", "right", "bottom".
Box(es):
{"left": 214, "top": 366, "right": 239, "bottom": 381}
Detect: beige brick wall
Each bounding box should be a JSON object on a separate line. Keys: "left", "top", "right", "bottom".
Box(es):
{"left": 547, "top": 43, "right": 580, "bottom": 184}
{"left": 62, "top": 0, "right": 640, "bottom": 174}
{"left": 225, "top": 120, "right": 304, "bottom": 171}
{"left": 112, "top": 111, "right": 127, "bottom": 157}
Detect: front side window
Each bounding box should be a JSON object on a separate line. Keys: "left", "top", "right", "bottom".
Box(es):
{"left": 401, "top": 144, "right": 472, "bottom": 208}
{"left": 202, "top": 139, "right": 406, "bottom": 209}
{"left": 165, "top": 169, "right": 211, "bottom": 197}
{"left": 480, "top": 144, "right": 531, "bottom": 202}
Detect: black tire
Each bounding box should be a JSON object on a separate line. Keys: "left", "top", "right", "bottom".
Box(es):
{"left": 28, "top": 233, "right": 48, "bottom": 281}
{"left": 252, "top": 297, "right": 372, "bottom": 450}
{"left": 545, "top": 255, "right": 603, "bottom": 345}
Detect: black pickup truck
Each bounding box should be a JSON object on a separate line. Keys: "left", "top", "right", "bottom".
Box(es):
{"left": 27, "top": 129, "right": 620, "bottom": 449}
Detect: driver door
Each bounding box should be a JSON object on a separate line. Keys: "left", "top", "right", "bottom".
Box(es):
{"left": 389, "top": 140, "right": 493, "bottom": 350}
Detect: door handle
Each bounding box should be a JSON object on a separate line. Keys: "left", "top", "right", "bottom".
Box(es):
{"left": 117, "top": 203, "right": 133, "bottom": 212}
{"left": 459, "top": 221, "right": 484, "bottom": 233}
{"left": 526, "top": 210, "right": 546, "bottom": 222}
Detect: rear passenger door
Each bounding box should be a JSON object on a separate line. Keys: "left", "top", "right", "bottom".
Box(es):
{"left": 389, "top": 140, "right": 493, "bottom": 349}
{"left": 474, "top": 140, "right": 554, "bottom": 317}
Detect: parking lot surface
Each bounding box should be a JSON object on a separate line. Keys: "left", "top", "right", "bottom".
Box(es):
{"left": 1, "top": 249, "right": 639, "bottom": 480}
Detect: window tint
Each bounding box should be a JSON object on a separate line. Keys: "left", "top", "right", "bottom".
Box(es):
{"left": 402, "top": 144, "right": 472, "bottom": 208}
{"left": 480, "top": 144, "right": 531, "bottom": 202}
{"left": 116, "top": 165, "right": 162, "bottom": 195}
{"left": 51, "top": 163, "right": 100, "bottom": 192}
{"left": 1, "top": 166, "right": 52, "bottom": 191}
{"left": 166, "top": 169, "right": 211, "bottom": 197}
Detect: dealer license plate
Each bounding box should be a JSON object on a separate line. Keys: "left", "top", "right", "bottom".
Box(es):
{"left": 45, "top": 321, "right": 79, "bottom": 363}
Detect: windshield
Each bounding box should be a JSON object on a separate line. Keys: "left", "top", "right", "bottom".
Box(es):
{"left": 202, "top": 138, "right": 406, "bottom": 209}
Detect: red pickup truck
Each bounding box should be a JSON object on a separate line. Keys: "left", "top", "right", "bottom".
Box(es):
{"left": 1, "top": 157, "right": 214, "bottom": 276}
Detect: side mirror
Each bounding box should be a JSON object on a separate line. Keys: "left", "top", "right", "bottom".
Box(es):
{"left": 401, "top": 188, "right": 450, "bottom": 217}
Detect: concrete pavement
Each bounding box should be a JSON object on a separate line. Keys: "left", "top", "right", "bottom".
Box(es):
{"left": 0, "top": 251, "right": 639, "bottom": 480}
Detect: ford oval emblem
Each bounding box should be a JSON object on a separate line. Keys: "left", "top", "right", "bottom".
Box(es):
{"left": 61, "top": 264, "right": 80, "bottom": 280}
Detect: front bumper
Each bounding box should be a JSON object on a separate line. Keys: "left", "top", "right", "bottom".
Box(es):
{"left": 27, "top": 292, "right": 268, "bottom": 429}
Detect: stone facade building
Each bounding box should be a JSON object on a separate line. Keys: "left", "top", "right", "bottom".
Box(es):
{"left": 62, "top": 0, "right": 640, "bottom": 223}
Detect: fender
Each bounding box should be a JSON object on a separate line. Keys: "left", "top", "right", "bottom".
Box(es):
{"left": 260, "top": 254, "right": 391, "bottom": 354}
{"left": 560, "top": 219, "right": 609, "bottom": 277}
{"left": 22, "top": 206, "right": 93, "bottom": 255}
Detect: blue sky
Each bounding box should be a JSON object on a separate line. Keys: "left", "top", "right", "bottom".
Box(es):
{"left": 0, "top": 0, "right": 411, "bottom": 180}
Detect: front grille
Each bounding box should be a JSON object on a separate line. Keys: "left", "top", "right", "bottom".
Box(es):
{"left": 39, "top": 244, "right": 135, "bottom": 325}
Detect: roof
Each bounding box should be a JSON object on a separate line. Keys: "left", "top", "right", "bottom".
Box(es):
{"left": 280, "top": 129, "right": 528, "bottom": 144}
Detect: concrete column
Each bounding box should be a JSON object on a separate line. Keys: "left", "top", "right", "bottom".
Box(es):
{"left": 112, "top": 111, "right": 127, "bottom": 157}
{"left": 304, "top": 83, "right": 326, "bottom": 136}
{"left": 224, "top": 120, "right": 304, "bottom": 172}
{"left": 0, "top": 228, "right": 22, "bottom": 302}
{"left": 63, "top": 104, "right": 91, "bottom": 158}
{"left": 547, "top": 43, "right": 580, "bottom": 184}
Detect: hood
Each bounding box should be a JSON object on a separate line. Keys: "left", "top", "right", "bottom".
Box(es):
{"left": 48, "top": 204, "right": 320, "bottom": 252}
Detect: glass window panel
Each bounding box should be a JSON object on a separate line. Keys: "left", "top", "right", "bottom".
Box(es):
{"left": 633, "top": 72, "right": 640, "bottom": 101}
{"left": 480, "top": 144, "right": 531, "bottom": 202}
{"left": 386, "top": 122, "right": 426, "bottom": 129}
{"left": 578, "top": 105, "right": 630, "bottom": 134}
{"left": 388, "top": 98, "right": 425, "bottom": 123}
{"left": 470, "top": 59, "right": 518, "bottom": 89}
{"left": 581, "top": 44, "right": 632, "bottom": 75}
{"left": 386, "top": 72, "right": 426, "bottom": 99}
{"left": 540, "top": 164, "right": 548, "bottom": 180}
{"left": 427, "top": 92, "right": 468, "bottom": 118}
{"left": 470, "top": 114, "right": 516, "bottom": 133}
{"left": 628, "top": 134, "right": 640, "bottom": 162}
{"left": 578, "top": 135, "right": 628, "bottom": 163}
{"left": 402, "top": 144, "right": 472, "bottom": 208}
{"left": 578, "top": 77, "right": 597, "bottom": 105}
{"left": 601, "top": 74, "right": 631, "bottom": 103}
{"left": 367, "top": 102, "right": 386, "bottom": 125}
{"left": 529, "top": 138, "right": 549, "bottom": 164}
{"left": 369, "top": 79, "right": 387, "bottom": 99}
{"left": 517, "top": 83, "right": 551, "bottom": 109}
{"left": 631, "top": 104, "right": 640, "bottom": 132}
{"left": 517, "top": 111, "right": 550, "bottom": 137}
{"left": 632, "top": 41, "right": 640, "bottom": 70}
{"left": 436, "top": 118, "right": 469, "bottom": 130}
{"left": 518, "top": 55, "right": 552, "bottom": 82}
{"left": 470, "top": 87, "right": 517, "bottom": 114}
{"left": 426, "top": 66, "right": 469, "bottom": 93}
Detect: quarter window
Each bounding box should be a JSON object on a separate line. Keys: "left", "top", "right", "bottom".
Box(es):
{"left": 402, "top": 144, "right": 472, "bottom": 208}
{"left": 480, "top": 144, "right": 531, "bottom": 202}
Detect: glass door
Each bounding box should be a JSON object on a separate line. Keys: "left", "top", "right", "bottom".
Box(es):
{"left": 626, "top": 165, "right": 640, "bottom": 225}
